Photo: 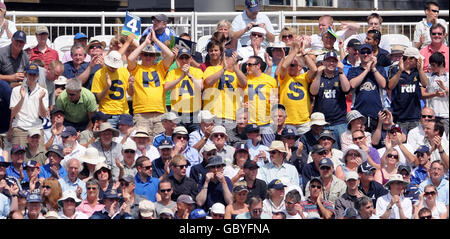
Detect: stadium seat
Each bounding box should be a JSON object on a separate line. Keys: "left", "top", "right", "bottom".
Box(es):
{"left": 385, "top": 34, "right": 412, "bottom": 48}
{"left": 53, "top": 35, "right": 75, "bottom": 54}
{"left": 196, "top": 34, "right": 211, "bottom": 54}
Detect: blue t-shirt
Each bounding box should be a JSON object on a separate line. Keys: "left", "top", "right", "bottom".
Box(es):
{"left": 39, "top": 164, "right": 68, "bottom": 179}
{"left": 134, "top": 174, "right": 160, "bottom": 202}
{"left": 142, "top": 27, "right": 176, "bottom": 52}
{"left": 348, "top": 66, "right": 386, "bottom": 119}
{"left": 390, "top": 68, "right": 422, "bottom": 122}
{"left": 6, "top": 164, "right": 28, "bottom": 184}
{"left": 312, "top": 71, "right": 348, "bottom": 125}
{"left": 198, "top": 175, "right": 233, "bottom": 211}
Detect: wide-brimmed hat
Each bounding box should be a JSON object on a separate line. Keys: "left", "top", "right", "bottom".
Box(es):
{"left": 94, "top": 162, "right": 112, "bottom": 180}
{"left": 268, "top": 141, "right": 287, "bottom": 153}
{"left": 266, "top": 41, "right": 289, "bottom": 57}
{"left": 93, "top": 122, "right": 119, "bottom": 138}
{"left": 309, "top": 112, "right": 328, "bottom": 126}
{"left": 142, "top": 44, "right": 161, "bottom": 55}
{"left": 132, "top": 127, "right": 151, "bottom": 138}
{"left": 86, "top": 39, "right": 106, "bottom": 51}
{"left": 346, "top": 110, "right": 366, "bottom": 128}
{"left": 318, "top": 130, "right": 336, "bottom": 142}
{"left": 104, "top": 50, "right": 124, "bottom": 68}
{"left": 79, "top": 147, "right": 105, "bottom": 165}
{"left": 403, "top": 47, "right": 421, "bottom": 60}
{"left": 384, "top": 174, "right": 409, "bottom": 188}
{"left": 57, "top": 190, "right": 82, "bottom": 208}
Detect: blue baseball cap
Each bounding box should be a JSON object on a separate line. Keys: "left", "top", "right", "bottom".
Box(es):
{"left": 11, "top": 144, "right": 26, "bottom": 154}
{"left": 189, "top": 209, "right": 207, "bottom": 219}
{"left": 13, "top": 30, "right": 27, "bottom": 43}
{"left": 245, "top": 0, "right": 260, "bottom": 12}
{"left": 235, "top": 142, "right": 249, "bottom": 152}
{"left": 25, "top": 63, "right": 40, "bottom": 75}
{"left": 74, "top": 32, "right": 88, "bottom": 40}
{"left": 61, "top": 126, "right": 77, "bottom": 138}
{"left": 319, "top": 158, "right": 334, "bottom": 169}
{"left": 91, "top": 111, "right": 110, "bottom": 123}
{"left": 177, "top": 48, "right": 192, "bottom": 58}
{"left": 268, "top": 179, "right": 287, "bottom": 190}
{"left": 414, "top": 145, "right": 430, "bottom": 154}
{"left": 27, "top": 193, "right": 42, "bottom": 203}
{"left": 118, "top": 114, "right": 133, "bottom": 126}
{"left": 359, "top": 44, "right": 373, "bottom": 52}
{"left": 323, "top": 51, "right": 338, "bottom": 61}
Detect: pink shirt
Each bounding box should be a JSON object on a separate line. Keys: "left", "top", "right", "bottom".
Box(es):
{"left": 420, "top": 44, "right": 449, "bottom": 73}
{"left": 76, "top": 199, "right": 105, "bottom": 218}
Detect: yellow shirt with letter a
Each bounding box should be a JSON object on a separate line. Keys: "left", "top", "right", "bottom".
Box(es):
{"left": 202, "top": 65, "right": 245, "bottom": 121}
{"left": 130, "top": 61, "right": 168, "bottom": 114}
{"left": 165, "top": 67, "right": 203, "bottom": 113}
{"left": 278, "top": 72, "right": 311, "bottom": 125}
{"left": 244, "top": 73, "right": 277, "bottom": 126}
{"left": 91, "top": 66, "right": 130, "bottom": 115}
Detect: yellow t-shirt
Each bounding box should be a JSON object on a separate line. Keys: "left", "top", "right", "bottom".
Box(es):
{"left": 130, "top": 61, "right": 168, "bottom": 114}
{"left": 278, "top": 72, "right": 311, "bottom": 125}
{"left": 202, "top": 65, "right": 245, "bottom": 120}
{"left": 91, "top": 67, "right": 130, "bottom": 115}
{"left": 244, "top": 73, "right": 277, "bottom": 126}
{"left": 165, "top": 67, "right": 203, "bottom": 113}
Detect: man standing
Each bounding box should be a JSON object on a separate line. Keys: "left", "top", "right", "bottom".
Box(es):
{"left": 142, "top": 14, "right": 176, "bottom": 52}
{"left": 9, "top": 63, "right": 48, "bottom": 146}
{"left": 37, "top": 60, "right": 64, "bottom": 109}
{"left": 348, "top": 44, "right": 387, "bottom": 132}
{"left": 231, "top": 0, "right": 275, "bottom": 49}
{"left": 413, "top": 1, "right": 448, "bottom": 49}
{"left": 420, "top": 24, "right": 449, "bottom": 73}
{"left": 29, "top": 26, "right": 59, "bottom": 68}
{"left": 0, "top": 30, "right": 29, "bottom": 85}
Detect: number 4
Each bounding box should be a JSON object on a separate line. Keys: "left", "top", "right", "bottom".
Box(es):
{"left": 127, "top": 19, "right": 138, "bottom": 33}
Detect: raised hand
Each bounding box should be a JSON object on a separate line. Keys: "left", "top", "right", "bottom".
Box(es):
{"left": 106, "top": 72, "right": 112, "bottom": 87}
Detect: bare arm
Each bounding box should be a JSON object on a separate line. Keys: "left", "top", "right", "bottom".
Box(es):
{"left": 310, "top": 65, "right": 324, "bottom": 96}
{"left": 349, "top": 67, "right": 370, "bottom": 89}
{"left": 95, "top": 73, "right": 112, "bottom": 102}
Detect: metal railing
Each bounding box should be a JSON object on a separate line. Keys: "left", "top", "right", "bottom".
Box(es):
{"left": 7, "top": 10, "right": 449, "bottom": 43}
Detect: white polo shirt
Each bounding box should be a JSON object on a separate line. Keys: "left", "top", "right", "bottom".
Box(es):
{"left": 10, "top": 83, "right": 49, "bottom": 130}
{"left": 231, "top": 10, "right": 275, "bottom": 49}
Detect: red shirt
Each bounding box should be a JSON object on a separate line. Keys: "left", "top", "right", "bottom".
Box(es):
{"left": 420, "top": 43, "right": 449, "bottom": 73}
{"left": 29, "top": 46, "right": 60, "bottom": 68}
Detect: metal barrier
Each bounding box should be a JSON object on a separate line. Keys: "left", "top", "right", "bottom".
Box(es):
{"left": 7, "top": 10, "right": 449, "bottom": 43}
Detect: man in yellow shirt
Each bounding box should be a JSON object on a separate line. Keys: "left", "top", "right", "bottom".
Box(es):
{"left": 244, "top": 55, "right": 277, "bottom": 127}
{"left": 203, "top": 48, "right": 247, "bottom": 132}
{"left": 91, "top": 50, "right": 133, "bottom": 128}
{"left": 277, "top": 39, "right": 317, "bottom": 134}
{"left": 127, "top": 28, "right": 175, "bottom": 139}
{"left": 165, "top": 48, "right": 203, "bottom": 133}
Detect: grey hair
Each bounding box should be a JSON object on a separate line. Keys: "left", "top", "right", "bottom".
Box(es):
{"left": 86, "top": 178, "right": 100, "bottom": 187}
{"left": 355, "top": 196, "right": 372, "bottom": 211}
{"left": 71, "top": 43, "right": 86, "bottom": 56}
{"left": 65, "top": 78, "right": 82, "bottom": 91}
{"left": 248, "top": 196, "right": 262, "bottom": 208}
{"left": 285, "top": 189, "right": 302, "bottom": 203}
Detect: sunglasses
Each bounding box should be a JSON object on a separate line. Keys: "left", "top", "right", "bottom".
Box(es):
{"left": 317, "top": 151, "right": 327, "bottom": 156}
{"left": 320, "top": 137, "right": 334, "bottom": 141}
{"left": 430, "top": 9, "right": 439, "bottom": 13}
{"left": 269, "top": 151, "right": 279, "bottom": 155}
{"left": 431, "top": 32, "right": 443, "bottom": 36}
{"left": 251, "top": 33, "right": 264, "bottom": 38}
{"left": 213, "top": 133, "right": 226, "bottom": 138}
{"left": 99, "top": 168, "right": 110, "bottom": 173}
{"left": 175, "top": 164, "right": 187, "bottom": 169}
{"left": 285, "top": 201, "right": 296, "bottom": 205}
{"left": 89, "top": 45, "right": 102, "bottom": 50}
{"left": 179, "top": 55, "right": 191, "bottom": 60}
{"left": 252, "top": 209, "right": 263, "bottom": 214}
{"left": 124, "top": 149, "right": 136, "bottom": 154}
{"left": 211, "top": 213, "right": 224, "bottom": 218}
{"left": 364, "top": 170, "right": 375, "bottom": 176}
{"left": 144, "top": 165, "right": 153, "bottom": 170}
{"left": 206, "top": 152, "right": 216, "bottom": 156}
{"left": 142, "top": 53, "right": 156, "bottom": 57}
{"left": 419, "top": 215, "right": 433, "bottom": 219}
{"left": 347, "top": 152, "right": 361, "bottom": 157}
{"left": 415, "top": 152, "right": 428, "bottom": 158}
{"left": 210, "top": 165, "right": 223, "bottom": 169}
{"left": 42, "top": 185, "right": 51, "bottom": 189}
{"left": 176, "top": 135, "right": 188, "bottom": 140}
{"left": 421, "top": 114, "right": 434, "bottom": 119}
{"left": 160, "top": 188, "right": 172, "bottom": 193}
{"left": 320, "top": 166, "right": 331, "bottom": 171}
{"left": 360, "top": 50, "right": 372, "bottom": 55}
{"left": 310, "top": 184, "right": 322, "bottom": 189}
{"left": 352, "top": 136, "right": 365, "bottom": 141}
{"left": 87, "top": 187, "right": 98, "bottom": 190}
{"left": 387, "top": 154, "right": 399, "bottom": 159}
{"left": 281, "top": 34, "right": 294, "bottom": 40}
{"left": 247, "top": 62, "right": 258, "bottom": 66}
{"left": 284, "top": 136, "right": 296, "bottom": 140}
{"left": 289, "top": 63, "right": 298, "bottom": 67}
{"left": 424, "top": 191, "right": 436, "bottom": 196}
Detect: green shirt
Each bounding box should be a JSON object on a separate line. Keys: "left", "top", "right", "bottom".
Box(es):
{"left": 56, "top": 87, "right": 98, "bottom": 123}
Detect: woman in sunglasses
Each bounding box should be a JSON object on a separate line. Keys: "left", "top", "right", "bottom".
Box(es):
{"left": 375, "top": 146, "right": 400, "bottom": 185}
{"left": 40, "top": 178, "right": 63, "bottom": 214}
{"left": 414, "top": 184, "right": 448, "bottom": 219}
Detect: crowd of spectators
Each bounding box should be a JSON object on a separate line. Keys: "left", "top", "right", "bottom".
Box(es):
{"left": 0, "top": 0, "right": 448, "bottom": 219}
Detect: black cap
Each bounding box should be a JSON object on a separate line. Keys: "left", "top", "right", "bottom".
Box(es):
{"left": 358, "top": 161, "right": 376, "bottom": 174}
{"left": 91, "top": 111, "right": 110, "bottom": 123}
{"left": 46, "top": 144, "right": 64, "bottom": 158}
{"left": 311, "top": 144, "right": 326, "bottom": 154}
{"left": 50, "top": 107, "right": 65, "bottom": 116}
{"left": 245, "top": 124, "right": 260, "bottom": 134}
{"left": 243, "top": 160, "right": 259, "bottom": 169}
{"left": 310, "top": 177, "right": 323, "bottom": 185}
{"left": 347, "top": 39, "right": 361, "bottom": 49}
{"left": 235, "top": 142, "right": 249, "bottom": 152}
{"left": 281, "top": 127, "right": 299, "bottom": 139}
{"left": 397, "top": 164, "right": 411, "bottom": 174}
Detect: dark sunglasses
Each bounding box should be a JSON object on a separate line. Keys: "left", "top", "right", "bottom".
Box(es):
{"left": 206, "top": 152, "right": 216, "bottom": 156}
{"left": 160, "top": 188, "right": 172, "bottom": 193}
{"left": 421, "top": 114, "right": 434, "bottom": 119}
{"left": 212, "top": 133, "right": 226, "bottom": 138}
{"left": 269, "top": 151, "right": 279, "bottom": 155}
{"left": 415, "top": 152, "right": 427, "bottom": 158}
{"left": 87, "top": 187, "right": 98, "bottom": 190}
{"left": 424, "top": 191, "right": 436, "bottom": 196}
{"left": 251, "top": 33, "right": 263, "bottom": 38}
{"left": 175, "top": 164, "right": 187, "bottom": 169}
{"left": 347, "top": 152, "right": 361, "bottom": 157}
{"left": 282, "top": 34, "right": 294, "bottom": 39}
{"left": 142, "top": 53, "right": 156, "bottom": 57}
{"left": 124, "top": 149, "right": 136, "bottom": 154}
{"left": 252, "top": 209, "right": 262, "bottom": 214}
{"left": 419, "top": 215, "right": 432, "bottom": 219}
{"left": 247, "top": 62, "right": 258, "bottom": 66}
{"left": 430, "top": 9, "right": 439, "bottom": 13}
{"left": 179, "top": 55, "right": 191, "bottom": 60}
{"left": 144, "top": 165, "right": 153, "bottom": 170}
{"left": 360, "top": 50, "right": 372, "bottom": 55}
{"left": 285, "top": 201, "right": 296, "bottom": 205}
{"left": 364, "top": 170, "right": 375, "bottom": 176}
{"left": 89, "top": 45, "right": 102, "bottom": 50}
{"left": 353, "top": 136, "right": 365, "bottom": 141}
{"left": 310, "top": 184, "right": 322, "bottom": 189}
{"left": 210, "top": 165, "right": 223, "bottom": 169}
{"left": 176, "top": 135, "right": 188, "bottom": 140}
{"left": 431, "top": 32, "right": 443, "bottom": 36}
{"left": 320, "top": 166, "right": 331, "bottom": 171}
{"left": 211, "top": 213, "right": 224, "bottom": 218}
{"left": 289, "top": 63, "right": 298, "bottom": 67}
{"left": 317, "top": 151, "right": 327, "bottom": 156}
{"left": 387, "top": 154, "right": 399, "bottom": 159}
{"left": 42, "top": 185, "right": 51, "bottom": 189}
